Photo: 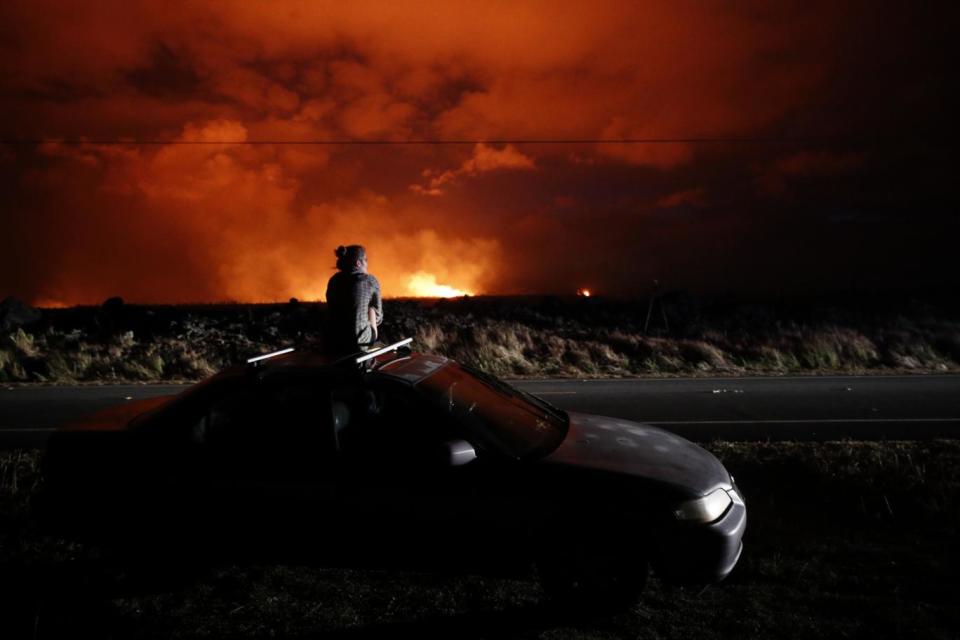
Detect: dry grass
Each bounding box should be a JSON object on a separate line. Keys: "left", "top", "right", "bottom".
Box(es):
{"left": 1, "top": 440, "right": 959, "bottom": 638}
{"left": 1, "top": 297, "right": 959, "bottom": 382}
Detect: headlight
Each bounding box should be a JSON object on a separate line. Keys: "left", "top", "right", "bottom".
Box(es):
{"left": 673, "top": 488, "right": 733, "bottom": 523}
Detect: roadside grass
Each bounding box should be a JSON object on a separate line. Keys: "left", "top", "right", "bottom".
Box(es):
{"left": 1, "top": 440, "right": 958, "bottom": 638}
{"left": 2, "top": 298, "right": 960, "bottom": 383}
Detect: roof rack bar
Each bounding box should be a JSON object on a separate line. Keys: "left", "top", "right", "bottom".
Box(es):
{"left": 246, "top": 347, "right": 295, "bottom": 364}
{"left": 355, "top": 337, "right": 413, "bottom": 364}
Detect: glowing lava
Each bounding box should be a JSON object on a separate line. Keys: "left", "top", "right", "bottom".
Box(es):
{"left": 31, "top": 298, "right": 69, "bottom": 308}
{"left": 407, "top": 272, "right": 472, "bottom": 298}
{"left": 578, "top": 288, "right": 592, "bottom": 297}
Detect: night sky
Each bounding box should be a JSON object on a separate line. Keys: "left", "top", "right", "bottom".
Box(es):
{"left": 0, "top": 1, "right": 956, "bottom": 304}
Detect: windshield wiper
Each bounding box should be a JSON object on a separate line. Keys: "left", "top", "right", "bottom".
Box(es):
{"left": 447, "top": 381, "right": 457, "bottom": 413}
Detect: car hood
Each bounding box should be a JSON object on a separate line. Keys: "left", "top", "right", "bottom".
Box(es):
{"left": 541, "top": 412, "right": 732, "bottom": 497}
{"left": 60, "top": 396, "right": 173, "bottom": 433}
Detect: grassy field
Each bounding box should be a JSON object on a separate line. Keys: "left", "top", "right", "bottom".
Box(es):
{"left": 2, "top": 440, "right": 958, "bottom": 639}
{"left": 2, "top": 295, "right": 960, "bottom": 383}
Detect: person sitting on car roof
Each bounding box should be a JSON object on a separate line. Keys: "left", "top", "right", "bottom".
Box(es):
{"left": 325, "top": 244, "right": 383, "bottom": 356}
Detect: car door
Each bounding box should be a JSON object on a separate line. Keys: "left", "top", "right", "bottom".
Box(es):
{"left": 330, "top": 379, "right": 534, "bottom": 572}
{"left": 179, "top": 374, "right": 352, "bottom": 553}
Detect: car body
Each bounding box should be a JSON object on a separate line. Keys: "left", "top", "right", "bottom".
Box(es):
{"left": 43, "top": 342, "right": 745, "bottom": 606}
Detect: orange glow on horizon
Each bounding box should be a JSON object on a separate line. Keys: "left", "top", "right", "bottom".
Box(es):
{"left": 578, "top": 288, "right": 592, "bottom": 297}
{"left": 31, "top": 298, "right": 69, "bottom": 309}
{"left": 407, "top": 272, "right": 472, "bottom": 298}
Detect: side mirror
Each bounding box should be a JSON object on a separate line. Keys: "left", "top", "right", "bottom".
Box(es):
{"left": 442, "top": 439, "right": 477, "bottom": 466}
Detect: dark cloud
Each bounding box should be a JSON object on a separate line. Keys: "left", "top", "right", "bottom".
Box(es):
{"left": 126, "top": 42, "right": 203, "bottom": 100}
{"left": 0, "top": 1, "right": 955, "bottom": 303}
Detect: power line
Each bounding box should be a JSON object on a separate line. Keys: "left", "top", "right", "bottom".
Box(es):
{"left": 0, "top": 136, "right": 861, "bottom": 146}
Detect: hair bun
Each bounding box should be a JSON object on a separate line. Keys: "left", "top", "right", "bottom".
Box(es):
{"left": 335, "top": 245, "right": 346, "bottom": 258}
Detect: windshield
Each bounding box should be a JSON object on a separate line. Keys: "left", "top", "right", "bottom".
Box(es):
{"left": 415, "top": 362, "right": 567, "bottom": 459}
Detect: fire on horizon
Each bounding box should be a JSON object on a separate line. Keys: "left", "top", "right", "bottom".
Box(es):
{"left": 0, "top": 2, "right": 955, "bottom": 305}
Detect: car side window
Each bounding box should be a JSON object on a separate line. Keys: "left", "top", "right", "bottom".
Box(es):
{"left": 337, "top": 381, "right": 460, "bottom": 461}
{"left": 188, "top": 386, "right": 263, "bottom": 447}
{"left": 190, "top": 379, "right": 338, "bottom": 464}
{"left": 271, "top": 382, "right": 340, "bottom": 461}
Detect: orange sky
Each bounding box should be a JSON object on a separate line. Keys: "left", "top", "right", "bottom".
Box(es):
{"left": 0, "top": 1, "right": 955, "bottom": 304}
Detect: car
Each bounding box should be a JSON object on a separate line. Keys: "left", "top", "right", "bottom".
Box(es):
{"left": 42, "top": 338, "right": 746, "bottom": 609}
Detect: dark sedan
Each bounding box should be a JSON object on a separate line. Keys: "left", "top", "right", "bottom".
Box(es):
{"left": 42, "top": 340, "right": 745, "bottom": 608}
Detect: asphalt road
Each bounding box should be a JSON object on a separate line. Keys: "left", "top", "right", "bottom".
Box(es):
{"left": 1, "top": 375, "right": 959, "bottom": 449}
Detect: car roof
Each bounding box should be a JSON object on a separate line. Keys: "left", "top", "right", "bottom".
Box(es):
{"left": 372, "top": 352, "right": 450, "bottom": 384}
{"left": 253, "top": 350, "right": 335, "bottom": 371}
{"left": 248, "top": 348, "right": 449, "bottom": 385}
